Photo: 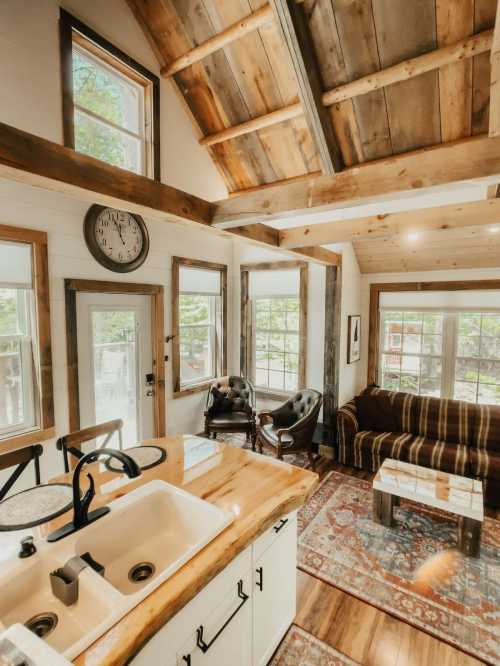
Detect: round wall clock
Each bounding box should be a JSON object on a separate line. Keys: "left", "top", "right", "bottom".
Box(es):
{"left": 84, "top": 204, "right": 149, "bottom": 273}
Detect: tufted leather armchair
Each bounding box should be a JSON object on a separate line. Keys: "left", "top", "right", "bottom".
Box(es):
{"left": 204, "top": 376, "right": 257, "bottom": 448}
{"left": 257, "top": 389, "right": 322, "bottom": 470}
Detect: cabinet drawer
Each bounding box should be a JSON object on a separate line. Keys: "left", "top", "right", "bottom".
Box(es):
{"left": 253, "top": 510, "right": 297, "bottom": 562}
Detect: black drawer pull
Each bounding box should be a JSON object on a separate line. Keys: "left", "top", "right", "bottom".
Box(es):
{"left": 256, "top": 566, "right": 263, "bottom": 591}
{"left": 273, "top": 518, "right": 288, "bottom": 533}
{"left": 195, "top": 580, "right": 249, "bottom": 654}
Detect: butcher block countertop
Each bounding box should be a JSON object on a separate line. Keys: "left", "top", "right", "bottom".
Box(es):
{"left": 42, "top": 435, "right": 318, "bottom": 666}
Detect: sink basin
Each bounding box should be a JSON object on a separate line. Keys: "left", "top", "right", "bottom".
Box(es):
{"left": 0, "top": 552, "right": 119, "bottom": 657}
{"left": 75, "top": 480, "right": 234, "bottom": 596}
{"left": 0, "top": 480, "right": 233, "bottom": 660}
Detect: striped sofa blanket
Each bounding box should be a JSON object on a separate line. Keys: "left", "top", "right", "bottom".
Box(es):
{"left": 337, "top": 387, "right": 500, "bottom": 507}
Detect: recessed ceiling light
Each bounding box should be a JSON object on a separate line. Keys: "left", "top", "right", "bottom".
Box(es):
{"left": 490, "top": 226, "right": 500, "bottom": 234}
{"left": 407, "top": 232, "right": 419, "bottom": 242}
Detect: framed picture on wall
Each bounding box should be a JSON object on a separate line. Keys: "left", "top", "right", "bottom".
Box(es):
{"left": 347, "top": 315, "right": 361, "bottom": 364}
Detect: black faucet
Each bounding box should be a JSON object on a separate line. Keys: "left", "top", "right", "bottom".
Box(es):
{"left": 47, "top": 448, "right": 141, "bottom": 542}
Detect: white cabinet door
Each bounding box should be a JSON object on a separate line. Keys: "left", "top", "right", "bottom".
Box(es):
{"left": 253, "top": 518, "right": 297, "bottom": 666}
{"left": 177, "top": 570, "right": 253, "bottom": 666}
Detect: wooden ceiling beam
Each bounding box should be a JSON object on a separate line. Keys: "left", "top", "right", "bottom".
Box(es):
{"left": 0, "top": 121, "right": 214, "bottom": 225}
{"left": 201, "top": 29, "right": 492, "bottom": 148}
{"left": 159, "top": 4, "right": 274, "bottom": 78}
{"left": 213, "top": 135, "right": 500, "bottom": 227}
{"left": 490, "top": 1, "right": 500, "bottom": 137}
{"left": 269, "top": 0, "right": 343, "bottom": 175}
{"left": 280, "top": 197, "right": 500, "bottom": 248}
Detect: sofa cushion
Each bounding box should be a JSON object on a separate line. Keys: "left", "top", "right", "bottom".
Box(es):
{"left": 470, "top": 448, "right": 500, "bottom": 481}
{"left": 363, "top": 387, "right": 418, "bottom": 433}
{"left": 355, "top": 394, "right": 397, "bottom": 432}
{"left": 414, "top": 396, "right": 475, "bottom": 446}
{"left": 474, "top": 403, "right": 500, "bottom": 455}
{"left": 353, "top": 430, "right": 469, "bottom": 475}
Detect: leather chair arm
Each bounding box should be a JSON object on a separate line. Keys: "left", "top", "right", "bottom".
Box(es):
{"left": 258, "top": 410, "right": 274, "bottom": 425}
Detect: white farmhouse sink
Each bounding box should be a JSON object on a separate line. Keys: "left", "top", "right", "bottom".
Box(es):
{"left": 0, "top": 480, "right": 233, "bottom": 660}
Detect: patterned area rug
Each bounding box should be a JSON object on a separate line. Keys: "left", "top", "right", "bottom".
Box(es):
{"left": 298, "top": 471, "right": 500, "bottom": 665}
{"left": 270, "top": 626, "right": 359, "bottom": 665}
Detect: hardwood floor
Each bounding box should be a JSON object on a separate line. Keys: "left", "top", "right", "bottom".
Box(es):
{"left": 290, "top": 460, "right": 491, "bottom": 666}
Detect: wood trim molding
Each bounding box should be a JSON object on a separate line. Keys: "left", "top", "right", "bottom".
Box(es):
{"left": 240, "top": 262, "right": 308, "bottom": 389}
{"left": 367, "top": 279, "right": 500, "bottom": 386}
{"left": 171, "top": 257, "right": 228, "bottom": 396}
{"left": 59, "top": 9, "right": 161, "bottom": 181}
{"left": 0, "top": 225, "right": 54, "bottom": 452}
{"left": 490, "top": 1, "right": 500, "bottom": 137}
{"left": 64, "top": 278, "right": 166, "bottom": 437}
{"left": 323, "top": 264, "right": 342, "bottom": 436}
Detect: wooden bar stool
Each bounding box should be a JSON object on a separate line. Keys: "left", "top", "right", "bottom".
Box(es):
{"left": 0, "top": 444, "right": 43, "bottom": 502}
{"left": 57, "top": 419, "right": 123, "bottom": 473}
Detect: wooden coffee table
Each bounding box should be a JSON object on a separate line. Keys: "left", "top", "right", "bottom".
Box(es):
{"left": 373, "top": 459, "right": 484, "bottom": 557}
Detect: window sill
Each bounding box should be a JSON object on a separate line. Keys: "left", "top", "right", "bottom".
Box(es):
{"left": 173, "top": 380, "right": 214, "bottom": 399}
{"left": 255, "top": 388, "right": 292, "bottom": 402}
{"left": 0, "top": 427, "right": 56, "bottom": 454}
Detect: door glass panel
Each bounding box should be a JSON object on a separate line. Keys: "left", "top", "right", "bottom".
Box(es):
{"left": 92, "top": 310, "right": 138, "bottom": 446}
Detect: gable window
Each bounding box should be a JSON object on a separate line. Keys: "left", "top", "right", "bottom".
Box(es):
{"left": 172, "top": 258, "right": 227, "bottom": 396}
{"left": 60, "top": 10, "right": 160, "bottom": 180}
{"left": 0, "top": 227, "right": 54, "bottom": 449}
{"left": 241, "top": 262, "right": 308, "bottom": 397}
{"left": 375, "top": 287, "right": 500, "bottom": 405}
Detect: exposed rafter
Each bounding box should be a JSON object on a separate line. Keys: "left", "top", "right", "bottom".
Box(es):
{"left": 490, "top": 1, "right": 500, "bottom": 136}
{"left": 270, "top": 0, "right": 342, "bottom": 174}
{"left": 279, "top": 197, "right": 500, "bottom": 247}
{"left": 213, "top": 135, "right": 500, "bottom": 227}
{"left": 160, "top": 4, "right": 274, "bottom": 78}
{"left": 201, "top": 29, "right": 492, "bottom": 148}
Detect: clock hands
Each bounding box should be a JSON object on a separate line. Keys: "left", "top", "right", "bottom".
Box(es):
{"left": 113, "top": 219, "right": 126, "bottom": 246}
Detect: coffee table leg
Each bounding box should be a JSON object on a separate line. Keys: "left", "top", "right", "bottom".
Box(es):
{"left": 373, "top": 489, "right": 394, "bottom": 527}
{"left": 458, "top": 517, "right": 482, "bottom": 557}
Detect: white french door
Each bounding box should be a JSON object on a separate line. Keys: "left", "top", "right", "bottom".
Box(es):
{"left": 76, "top": 292, "right": 154, "bottom": 447}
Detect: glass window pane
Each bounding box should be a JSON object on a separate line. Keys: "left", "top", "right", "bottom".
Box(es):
{"left": 457, "top": 334, "right": 480, "bottom": 358}
{"left": 285, "top": 373, "right": 298, "bottom": 392}
{"left": 256, "top": 298, "right": 271, "bottom": 314}
{"left": 402, "top": 334, "right": 421, "bottom": 354}
{"left": 255, "top": 350, "right": 269, "bottom": 370}
{"left": 286, "top": 309, "right": 299, "bottom": 331}
{"left": 0, "top": 289, "right": 22, "bottom": 335}
{"left": 382, "top": 372, "right": 399, "bottom": 392}
{"left": 422, "top": 334, "right": 442, "bottom": 355}
{"left": 255, "top": 367, "right": 268, "bottom": 387}
{"left": 420, "top": 376, "right": 440, "bottom": 397}
{"left": 478, "top": 360, "right": 500, "bottom": 385}
{"left": 268, "top": 370, "right": 284, "bottom": 391}
{"left": 480, "top": 336, "right": 500, "bottom": 360}
{"left": 256, "top": 332, "right": 269, "bottom": 351}
{"left": 400, "top": 374, "right": 419, "bottom": 393}
{"left": 381, "top": 353, "right": 401, "bottom": 372}
{"left": 180, "top": 325, "right": 212, "bottom": 385}
{"left": 256, "top": 308, "right": 270, "bottom": 329}
{"left": 269, "top": 307, "right": 286, "bottom": 330}
{"left": 458, "top": 313, "right": 481, "bottom": 336}
{"left": 285, "top": 353, "right": 298, "bottom": 373}
{"left": 75, "top": 110, "right": 142, "bottom": 174}
{"left": 421, "top": 357, "right": 441, "bottom": 378}
{"left": 455, "top": 358, "right": 479, "bottom": 382}
{"left": 92, "top": 310, "right": 138, "bottom": 445}
{"left": 73, "top": 48, "right": 141, "bottom": 134}
{"left": 285, "top": 334, "right": 299, "bottom": 353}
{"left": 403, "top": 313, "right": 423, "bottom": 334}
{"left": 454, "top": 381, "right": 477, "bottom": 402}
{"left": 401, "top": 355, "right": 420, "bottom": 374}
{"left": 423, "top": 314, "right": 442, "bottom": 334}
{"left": 0, "top": 337, "right": 24, "bottom": 429}
{"left": 269, "top": 351, "right": 284, "bottom": 371}
{"left": 269, "top": 333, "right": 284, "bottom": 352}
{"left": 481, "top": 314, "right": 500, "bottom": 337}
{"left": 478, "top": 384, "right": 500, "bottom": 405}
{"left": 180, "top": 294, "right": 210, "bottom": 326}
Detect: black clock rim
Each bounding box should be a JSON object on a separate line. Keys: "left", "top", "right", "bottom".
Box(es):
{"left": 84, "top": 204, "right": 150, "bottom": 273}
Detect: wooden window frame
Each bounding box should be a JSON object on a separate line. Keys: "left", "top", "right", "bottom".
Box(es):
{"left": 0, "top": 225, "right": 54, "bottom": 453}
{"left": 368, "top": 280, "right": 500, "bottom": 387}
{"left": 64, "top": 279, "right": 165, "bottom": 436}
{"left": 171, "top": 257, "right": 228, "bottom": 398}
{"left": 240, "top": 260, "right": 308, "bottom": 400}
{"left": 59, "top": 9, "right": 161, "bottom": 181}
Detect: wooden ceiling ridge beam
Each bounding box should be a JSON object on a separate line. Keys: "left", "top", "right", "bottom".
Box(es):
{"left": 270, "top": 0, "right": 343, "bottom": 175}
{"left": 0, "top": 121, "right": 340, "bottom": 266}
{"left": 212, "top": 135, "right": 500, "bottom": 226}
{"left": 160, "top": 4, "right": 274, "bottom": 78}
{"left": 200, "top": 28, "right": 493, "bottom": 148}
{"left": 279, "top": 197, "right": 500, "bottom": 248}
{"left": 490, "top": 1, "right": 500, "bottom": 137}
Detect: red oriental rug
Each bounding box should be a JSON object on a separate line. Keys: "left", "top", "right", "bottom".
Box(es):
{"left": 297, "top": 471, "right": 500, "bottom": 665}
{"left": 270, "top": 626, "right": 359, "bottom": 665}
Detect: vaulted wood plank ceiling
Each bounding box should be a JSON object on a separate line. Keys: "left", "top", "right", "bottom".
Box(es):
{"left": 127, "top": 0, "right": 497, "bottom": 195}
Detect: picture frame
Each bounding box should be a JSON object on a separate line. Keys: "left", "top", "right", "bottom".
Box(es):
{"left": 347, "top": 315, "right": 361, "bottom": 364}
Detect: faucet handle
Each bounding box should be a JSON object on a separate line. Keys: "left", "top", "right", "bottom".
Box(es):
{"left": 19, "top": 536, "right": 37, "bottom": 558}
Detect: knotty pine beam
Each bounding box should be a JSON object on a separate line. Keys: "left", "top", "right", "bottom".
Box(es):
{"left": 270, "top": 0, "right": 343, "bottom": 175}
{"left": 201, "top": 29, "right": 492, "bottom": 148}
{"left": 279, "top": 197, "right": 500, "bottom": 248}
{"left": 213, "top": 135, "right": 500, "bottom": 227}
{"left": 160, "top": 5, "right": 274, "bottom": 78}
{"left": 490, "top": 1, "right": 500, "bottom": 136}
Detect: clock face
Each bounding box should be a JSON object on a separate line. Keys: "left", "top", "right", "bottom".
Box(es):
{"left": 84, "top": 205, "right": 149, "bottom": 273}
{"left": 94, "top": 208, "right": 143, "bottom": 264}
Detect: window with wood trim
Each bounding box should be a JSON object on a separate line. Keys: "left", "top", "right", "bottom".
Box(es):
{"left": 60, "top": 9, "right": 160, "bottom": 180}
{"left": 241, "top": 262, "right": 308, "bottom": 396}
{"left": 172, "top": 258, "right": 227, "bottom": 396}
{"left": 0, "top": 226, "right": 54, "bottom": 448}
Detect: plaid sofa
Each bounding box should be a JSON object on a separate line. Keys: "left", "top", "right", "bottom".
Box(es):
{"left": 337, "top": 387, "right": 500, "bottom": 508}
